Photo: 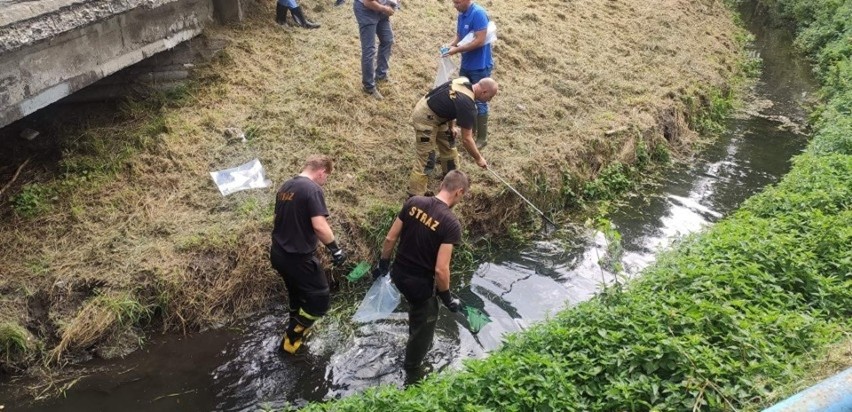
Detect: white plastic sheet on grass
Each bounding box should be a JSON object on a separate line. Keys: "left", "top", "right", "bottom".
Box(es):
{"left": 352, "top": 275, "right": 401, "bottom": 323}
{"left": 209, "top": 158, "right": 272, "bottom": 196}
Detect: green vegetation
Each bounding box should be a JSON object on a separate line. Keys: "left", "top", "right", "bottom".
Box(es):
{"left": 11, "top": 183, "right": 57, "bottom": 217}
{"left": 0, "top": 322, "right": 34, "bottom": 366}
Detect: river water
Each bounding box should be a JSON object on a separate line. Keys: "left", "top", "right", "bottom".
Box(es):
{"left": 0, "top": 3, "right": 817, "bottom": 411}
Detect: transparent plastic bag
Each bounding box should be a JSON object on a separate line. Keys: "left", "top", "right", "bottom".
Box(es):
{"left": 433, "top": 57, "right": 456, "bottom": 88}
{"left": 209, "top": 158, "right": 271, "bottom": 196}
{"left": 352, "top": 275, "right": 401, "bottom": 323}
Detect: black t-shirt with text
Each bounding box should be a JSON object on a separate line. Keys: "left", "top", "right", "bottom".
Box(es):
{"left": 392, "top": 196, "right": 462, "bottom": 279}
{"left": 425, "top": 80, "right": 477, "bottom": 130}
{"left": 271, "top": 176, "right": 329, "bottom": 255}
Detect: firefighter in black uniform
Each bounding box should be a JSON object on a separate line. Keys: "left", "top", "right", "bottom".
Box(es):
{"left": 408, "top": 77, "right": 498, "bottom": 196}
{"left": 271, "top": 155, "right": 347, "bottom": 354}
{"left": 373, "top": 170, "right": 470, "bottom": 374}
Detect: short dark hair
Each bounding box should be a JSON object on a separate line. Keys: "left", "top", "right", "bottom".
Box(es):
{"left": 441, "top": 170, "right": 469, "bottom": 192}
{"left": 304, "top": 155, "right": 334, "bottom": 174}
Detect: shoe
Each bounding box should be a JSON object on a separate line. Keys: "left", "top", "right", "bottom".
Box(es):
{"left": 376, "top": 76, "right": 392, "bottom": 84}
{"left": 334, "top": 0, "right": 345, "bottom": 6}
{"left": 363, "top": 88, "right": 383, "bottom": 100}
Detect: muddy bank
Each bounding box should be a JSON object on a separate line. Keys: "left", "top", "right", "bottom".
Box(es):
{"left": 0, "top": 0, "right": 746, "bottom": 380}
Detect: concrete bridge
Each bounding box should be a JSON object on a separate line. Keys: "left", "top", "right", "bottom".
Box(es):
{"left": 0, "top": 0, "right": 242, "bottom": 130}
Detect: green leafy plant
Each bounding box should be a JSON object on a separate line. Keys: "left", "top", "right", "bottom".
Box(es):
{"left": 12, "top": 183, "right": 56, "bottom": 217}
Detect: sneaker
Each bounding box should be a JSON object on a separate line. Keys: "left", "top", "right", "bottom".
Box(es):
{"left": 363, "top": 88, "right": 383, "bottom": 100}
{"left": 376, "top": 76, "right": 393, "bottom": 84}
{"left": 334, "top": 0, "right": 345, "bottom": 5}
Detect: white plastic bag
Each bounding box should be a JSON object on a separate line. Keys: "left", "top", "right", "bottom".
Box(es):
{"left": 352, "top": 275, "right": 401, "bottom": 323}
{"left": 457, "top": 21, "right": 497, "bottom": 47}
{"left": 209, "top": 158, "right": 272, "bottom": 196}
{"left": 433, "top": 57, "right": 456, "bottom": 88}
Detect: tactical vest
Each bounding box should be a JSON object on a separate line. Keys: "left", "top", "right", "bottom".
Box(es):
{"left": 448, "top": 77, "right": 475, "bottom": 101}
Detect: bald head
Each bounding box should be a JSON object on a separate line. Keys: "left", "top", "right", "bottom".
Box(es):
{"left": 473, "top": 78, "right": 499, "bottom": 103}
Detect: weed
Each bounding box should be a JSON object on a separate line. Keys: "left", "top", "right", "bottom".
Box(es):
{"left": 582, "top": 162, "right": 633, "bottom": 201}
{"left": 12, "top": 183, "right": 56, "bottom": 217}
{"left": 94, "top": 293, "right": 153, "bottom": 327}
{"left": 0, "top": 322, "right": 33, "bottom": 364}
{"left": 361, "top": 203, "right": 399, "bottom": 251}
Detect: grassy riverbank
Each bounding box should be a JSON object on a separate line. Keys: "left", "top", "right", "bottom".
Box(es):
{"left": 297, "top": 1, "right": 852, "bottom": 410}
{"left": 0, "top": 0, "right": 747, "bottom": 377}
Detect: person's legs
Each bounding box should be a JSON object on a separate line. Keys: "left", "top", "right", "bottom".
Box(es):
{"left": 408, "top": 127, "right": 439, "bottom": 196}
{"left": 354, "top": 2, "right": 379, "bottom": 92}
{"left": 404, "top": 297, "right": 439, "bottom": 369}
{"left": 408, "top": 98, "right": 442, "bottom": 196}
{"left": 375, "top": 16, "right": 394, "bottom": 81}
{"left": 459, "top": 66, "right": 492, "bottom": 148}
{"left": 274, "top": 254, "right": 330, "bottom": 354}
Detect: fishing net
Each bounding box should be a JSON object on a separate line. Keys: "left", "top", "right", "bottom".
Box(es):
{"left": 346, "top": 261, "right": 371, "bottom": 282}
{"left": 462, "top": 305, "right": 491, "bottom": 334}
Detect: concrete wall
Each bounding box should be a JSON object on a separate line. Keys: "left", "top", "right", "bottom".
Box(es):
{"left": 0, "top": 0, "right": 215, "bottom": 129}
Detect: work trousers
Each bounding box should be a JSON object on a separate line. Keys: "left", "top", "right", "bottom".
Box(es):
{"left": 404, "top": 296, "right": 439, "bottom": 369}
{"left": 408, "top": 97, "right": 459, "bottom": 195}
{"left": 270, "top": 247, "right": 330, "bottom": 338}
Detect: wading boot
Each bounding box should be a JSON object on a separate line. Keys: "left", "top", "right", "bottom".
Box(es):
{"left": 475, "top": 114, "right": 488, "bottom": 149}
{"left": 290, "top": 6, "right": 320, "bottom": 29}
{"left": 280, "top": 324, "right": 312, "bottom": 354}
{"left": 275, "top": 3, "right": 288, "bottom": 25}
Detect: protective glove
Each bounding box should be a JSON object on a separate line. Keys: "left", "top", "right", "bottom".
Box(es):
{"left": 372, "top": 258, "right": 391, "bottom": 280}
{"left": 437, "top": 289, "right": 461, "bottom": 312}
{"left": 325, "top": 241, "right": 347, "bottom": 266}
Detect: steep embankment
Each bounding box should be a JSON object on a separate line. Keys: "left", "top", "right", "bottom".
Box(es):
{"left": 0, "top": 0, "right": 745, "bottom": 374}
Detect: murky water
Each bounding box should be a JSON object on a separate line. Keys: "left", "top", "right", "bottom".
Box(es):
{"left": 0, "top": 3, "right": 817, "bottom": 411}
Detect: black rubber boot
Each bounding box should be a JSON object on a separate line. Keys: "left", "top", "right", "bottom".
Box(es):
{"left": 275, "top": 3, "right": 288, "bottom": 25}
{"left": 290, "top": 6, "right": 320, "bottom": 29}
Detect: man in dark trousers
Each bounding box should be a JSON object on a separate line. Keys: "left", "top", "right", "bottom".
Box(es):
{"left": 271, "top": 155, "right": 347, "bottom": 355}
{"left": 408, "top": 76, "right": 498, "bottom": 197}
{"left": 373, "top": 170, "right": 469, "bottom": 375}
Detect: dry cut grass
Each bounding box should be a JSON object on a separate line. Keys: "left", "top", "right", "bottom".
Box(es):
{"left": 0, "top": 0, "right": 744, "bottom": 371}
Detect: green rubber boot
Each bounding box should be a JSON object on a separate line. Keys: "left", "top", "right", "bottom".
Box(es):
{"left": 475, "top": 114, "right": 488, "bottom": 149}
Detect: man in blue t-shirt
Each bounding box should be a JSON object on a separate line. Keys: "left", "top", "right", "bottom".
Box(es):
{"left": 443, "top": 0, "right": 494, "bottom": 149}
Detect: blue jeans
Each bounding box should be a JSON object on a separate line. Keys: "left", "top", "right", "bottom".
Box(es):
{"left": 354, "top": 1, "right": 394, "bottom": 91}
{"left": 278, "top": 0, "right": 297, "bottom": 8}
{"left": 459, "top": 66, "right": 492, "bottom": 115}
